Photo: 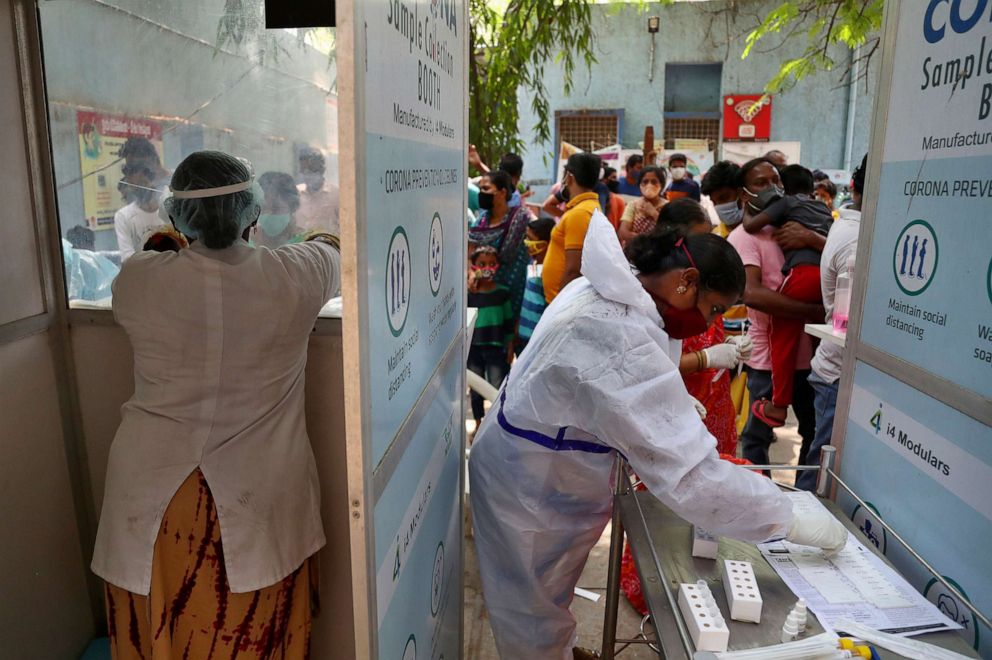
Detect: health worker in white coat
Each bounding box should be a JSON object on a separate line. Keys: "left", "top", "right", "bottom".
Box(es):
{"left": 91, "top": 151, "right": 340, "bottom": 659}
{"left": 469, "top": 211, "right": 848, "bottom": 660}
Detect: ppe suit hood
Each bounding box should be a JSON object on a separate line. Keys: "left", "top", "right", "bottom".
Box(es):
{"left": 580, "top": 211, "right": 659, "bottom": 321}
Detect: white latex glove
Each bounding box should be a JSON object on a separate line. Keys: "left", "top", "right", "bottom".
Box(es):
{"left": 690, "top": 396, "right": 707, "bottom": 420}
{"left": 726, "top": 334, "right": 753, "bottom": 361}
{"left": 786, "top": 511, "right": 849, "bottom": 556}
{"left": 702, "top": 342, "right": 741, "bottom": 370}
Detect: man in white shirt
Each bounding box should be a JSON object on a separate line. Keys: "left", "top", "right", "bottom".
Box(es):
{"left": 797, "top": 155, "right": 866, "bottom": 491}
{"left": 295, "top": 146, "right": 340, "bottom": 235}
{"left": 114, "top": 138, "right": 169, "bottom": 260}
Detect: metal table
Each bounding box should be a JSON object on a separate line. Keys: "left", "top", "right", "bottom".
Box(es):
{"left": 600, "top": 454, "right": 981, "bottom": 659}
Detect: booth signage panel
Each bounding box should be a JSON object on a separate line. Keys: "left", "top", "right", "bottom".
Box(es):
{"left": 366, "top": 134, "right": 463, "bottom": 465}
{"left": 350, "top": 0, "right": 467, "bottom": 656}
{"left": 834, "top": 4, "right": 992, "bottom": 655}
{"left": 840, "top": 363, "right": 991, "bottom": 652}
{"left": 364, "top": 0, "right": 467, "bottom": 467}
{"left": 856, "top": 2, "right": 992, "bottom": 400}
{"left": 372, "top": 355, "right": 461, "bottom": 660}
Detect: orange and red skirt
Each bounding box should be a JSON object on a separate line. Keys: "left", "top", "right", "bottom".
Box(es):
{"left": 104, "top": 470, "right": 317, "bottom": 659}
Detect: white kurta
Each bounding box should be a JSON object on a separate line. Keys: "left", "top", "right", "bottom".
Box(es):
{"left": 92, "top": 239, "right": 340, "bottom": 594}
{"left": 468, "top": 212, "right": 794, "bottom": 660}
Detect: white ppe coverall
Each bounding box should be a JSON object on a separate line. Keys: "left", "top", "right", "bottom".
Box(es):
{"left": 468, "top": 212, "right": 795, "bottom": 659}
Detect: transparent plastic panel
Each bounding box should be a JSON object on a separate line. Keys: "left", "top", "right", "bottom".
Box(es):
{"left": 38, "top": 0, "right": 338, "bottom": 308}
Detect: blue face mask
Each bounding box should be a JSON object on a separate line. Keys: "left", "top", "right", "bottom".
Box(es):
{"left": 258, "top": 213, "right": 292, "bottom": 237}
{"left": 714, "top": 201, "right": 743, "bottom": 226}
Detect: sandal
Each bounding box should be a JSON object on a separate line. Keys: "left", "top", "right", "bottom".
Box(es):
{"left": 751, "top": 399, "right": 786, "bottom": 428}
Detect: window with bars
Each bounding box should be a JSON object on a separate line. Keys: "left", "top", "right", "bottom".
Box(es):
{"left": 662, "top": 118, "right": 721, "bottom": 151}
{"left": 555, "top": 110, "right": 622, "bottom": 152}
{"left": 663, "top": 63, "right": 722, "bottom": 151}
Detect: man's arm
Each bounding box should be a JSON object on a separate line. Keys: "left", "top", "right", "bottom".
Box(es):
{"left": 542, "top": 193, "right": 564, "bottom": 218}
{"left": 742, "top": 265, "right": 824, "bottom": 322}
{"left": 773, "top": 221, "right": 826, "bottom": 253}
{"left": 560, "top": 248, "right": 582, "bottom": 291}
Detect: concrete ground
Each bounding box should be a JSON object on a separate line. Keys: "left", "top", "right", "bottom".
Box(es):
{"left": 462, "top": 410, "right": 804, "bottom": 658}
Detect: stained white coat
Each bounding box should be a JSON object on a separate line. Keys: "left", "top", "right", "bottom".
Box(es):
{"left": 92, "top": 239, "right": 339, "bottom": 594}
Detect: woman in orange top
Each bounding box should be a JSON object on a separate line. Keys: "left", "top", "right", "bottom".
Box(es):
{"left": 601, "top": 166, "right": 626, "bottom": 230}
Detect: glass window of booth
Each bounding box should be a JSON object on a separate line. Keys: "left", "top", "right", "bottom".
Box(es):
{"left": 38, "top": 0, "right": 339, "bottom": 310}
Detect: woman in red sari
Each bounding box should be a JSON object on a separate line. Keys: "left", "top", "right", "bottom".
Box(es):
{"left": 620, "top": 200, "right": 753, "bottom": 614}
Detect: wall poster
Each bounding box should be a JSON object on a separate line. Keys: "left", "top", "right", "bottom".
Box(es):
{"left": 76, "top": 110, "right": 162, "bottom": 230}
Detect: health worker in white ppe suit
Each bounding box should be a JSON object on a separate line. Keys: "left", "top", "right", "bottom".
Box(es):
{"left": 468, "top": 211, "right": 848, "bottom": 660}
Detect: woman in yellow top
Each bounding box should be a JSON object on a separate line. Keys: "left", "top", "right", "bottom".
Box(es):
{"left": 541, "top": 152, "right": 603, "bottom": 303}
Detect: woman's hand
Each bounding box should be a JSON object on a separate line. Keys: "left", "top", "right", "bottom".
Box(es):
{"left": 725, "top": 334, "right": 753, "bottom": 361}
{"left": 702, "top": 343, "right": 741, "bottom": 370}
{"left": 786, "top": 510, "right": 849, "bottom": 556}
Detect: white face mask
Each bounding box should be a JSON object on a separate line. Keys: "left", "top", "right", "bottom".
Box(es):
{"left": 671, "top": 166, "right": 687, "bottom": 181}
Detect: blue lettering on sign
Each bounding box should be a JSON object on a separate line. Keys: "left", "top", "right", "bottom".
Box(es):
{"left": 925, "top": 0, "right": 991, "bottom": 44}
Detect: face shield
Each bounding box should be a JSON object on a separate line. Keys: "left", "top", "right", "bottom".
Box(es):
{"left": 158, "top": 156, "right": 262, "bottom": 241}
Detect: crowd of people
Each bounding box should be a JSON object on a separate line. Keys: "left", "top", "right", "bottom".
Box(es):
{"left": 465, "top": 144, "right": 864, "bottom": 658}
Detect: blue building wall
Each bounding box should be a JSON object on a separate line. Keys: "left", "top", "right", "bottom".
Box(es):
{"left": 515, "top": 0, "right": 878, "bottom": 185}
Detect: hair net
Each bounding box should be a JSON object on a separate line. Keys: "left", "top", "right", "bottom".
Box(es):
{"left": 159, "top": 151, "right": 262, "bottom": 247}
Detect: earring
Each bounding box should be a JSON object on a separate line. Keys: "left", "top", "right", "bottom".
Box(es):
{"left": 676, "top": 285, "right": 687, "bottom": 294}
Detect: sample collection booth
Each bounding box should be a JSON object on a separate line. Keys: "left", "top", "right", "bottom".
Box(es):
{"left": 2, "top": 1, "right": 989, "bottom": 659}
{"left": 1, "top": 1, "right": 467, "bottom": 657}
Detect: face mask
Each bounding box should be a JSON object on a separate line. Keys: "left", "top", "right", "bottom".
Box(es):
{"left": 559, "top": 174, "right": 572, "bottom": 202}
{"left": 670, "top": 166, "right": 687, "bottom": 181}
{"left": 640, "top": 182, "right": 661, "bottom": 198}
{"left": 606, "top": 180, "right": 619, "bottom": 194}
{"left": 301, "top": 172, "right": 323, "bottom": 192}
{"left": 743, "top": 184, "right": 784, "bottom": 212}
{"left": 258, "top": 213, "right": 291, "bottom": 237}
{"left": 471, "top": 265, "right": 497, "bottom": 280}
{"left": 524, "top": 239, "right": 547, "bottom": 257}
{"left": 661, "top": 302, "right": 709, "bottom": 339}
{"left": 129, "top": 184, "right": 158, "bottom": 206}
{"left": 478, "top": 191, "right": 495, "bottom": 211}
{"left": 714, "top": 201, "right": 743, "bottom": 226}
{"left": 657, "top": 237, "right": 710, "bottom": 339}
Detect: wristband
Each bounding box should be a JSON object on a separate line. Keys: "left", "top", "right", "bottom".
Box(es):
{"left": 304, "top": 231, "right": 341, "bottom": 251}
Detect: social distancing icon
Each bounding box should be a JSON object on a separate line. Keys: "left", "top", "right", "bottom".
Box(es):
{"left": 387, "top": 227, "right": 412, "bottom": 336}
{"left": 893, "top": 219, "right": 938, "bottom": 296}
{"left": 431, "top": 541, "right": 445, "bottom": 617}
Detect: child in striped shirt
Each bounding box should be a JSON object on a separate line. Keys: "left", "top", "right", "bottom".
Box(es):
{"left": 468, "top": 246, "right": 514, "bottom": 426}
